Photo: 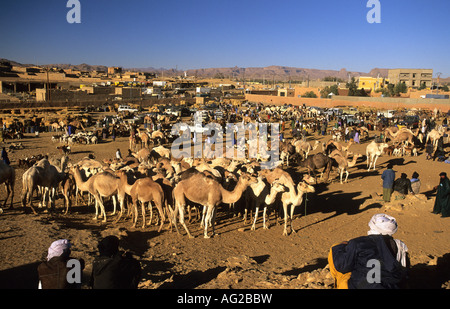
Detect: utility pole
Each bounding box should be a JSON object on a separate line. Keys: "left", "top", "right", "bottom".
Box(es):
{"left": 45, "top": 67, "right": 51, "bottom": 103}
{"left": 436, "top": 72, "right": 442, "bottom": 95}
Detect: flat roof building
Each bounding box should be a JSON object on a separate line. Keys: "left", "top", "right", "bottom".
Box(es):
{"left": 388, "top": 69, "right": 433, "bottom": 88}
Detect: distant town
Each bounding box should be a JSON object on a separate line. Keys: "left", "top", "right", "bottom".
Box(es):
{"left": 0, "top": 59, "right": 449, "bottom": 112}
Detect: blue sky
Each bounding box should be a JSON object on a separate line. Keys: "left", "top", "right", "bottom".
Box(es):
{"left": 1, "top": 0, "right": 449, "bottom": 76}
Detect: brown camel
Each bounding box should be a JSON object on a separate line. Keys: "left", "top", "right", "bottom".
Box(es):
{"left": 69, "top": 165, "right": 95, "bottom": 207}
{"left": 60, "top": 173, "right": 76, "bottom": 215}
{"left": 329, "top": 150, "right": 362, "bottom": 184}
{"left": 137, "top": 129, "right": 151, "bottom": 148}
{"left": 297, "top": 153, "right": 333, "bottom": 183}
{"left": 172, "top": 172, "right": 257, "bottom": 238}
{"left": 87, "top": 171, "right": 124, "bottom": 222}
{"left": 129, "top": 176, "right": 166, "bottom": 230}
{"left": 21, "top": 157, "right": 68, "bottom": 214}
{"left": 0, "top": 161, "right": 15, "bottom": 209}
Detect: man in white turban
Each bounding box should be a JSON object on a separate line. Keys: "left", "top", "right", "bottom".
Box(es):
{"left": 38, "top": 239, "right": 84, "bottom": 289}
{"left": 367, "top": 213, "right": 398, "bottom": 236}
{"left": 47, "top": 239, "right": 72, "bottom": 261}
{"left": 328, "top": 213, "right": 409, "bottom": 289}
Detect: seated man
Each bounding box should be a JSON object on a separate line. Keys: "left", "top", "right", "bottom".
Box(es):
{"left": 393, "top": 173, "right": 414, "bottom": 196}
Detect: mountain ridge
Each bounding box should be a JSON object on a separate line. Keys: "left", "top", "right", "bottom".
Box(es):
{"left": 0, "top": 58, "right": 389, "bottom": 80}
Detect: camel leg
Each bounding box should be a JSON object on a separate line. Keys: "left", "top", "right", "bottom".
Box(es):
{"left": 251, "top": 206, "right": 259, "bottom": 231}
{"left": 2, "top": 184, "right": 10, "bottom": 209}
{"left": 155, "top": 200, "right": 166, "bottom": 233}
{"left": 263, "top": 207, "right": 270, "bottom": 229}
{"left": 131, "top": 200, "right": 138, "bottom": 228}
{"left": 372, "top": 156, "right": 379, "bottom": 171}
{"left": 93, "top": 195, "right": 107, "bottom": 223}
{"left": 113, "top": 194, "right": 126, "bottom": 223}
{"left": 282, "top": 204, "right": 290, "bottom": 236}
{"left": 9, "top": 183, "right": 14, "bottom": 209}
{"left": 290, "top": 205, "right": 298, "bottom": 234}
{"left": 177, "top": 203, "right": 194, "bottom": 238}
{"left": 141, "top": 201, "right": 147, "bottom": 228}
{"left": 203, "top": 206, "right": 216, "bottom": 238}
{"left": 111, "top": 195, "right": 117, "bottom": 215}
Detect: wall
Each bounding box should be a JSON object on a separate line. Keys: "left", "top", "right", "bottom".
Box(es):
{"left": 245, "top": 93, "right": 450, "bottom": 112}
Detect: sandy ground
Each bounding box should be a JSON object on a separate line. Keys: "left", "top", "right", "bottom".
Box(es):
{"left": 0, "top": 112, "right": 449, "bottom": 291}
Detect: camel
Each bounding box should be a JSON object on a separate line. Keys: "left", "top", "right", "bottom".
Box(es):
{"left": 172, "top": 172, "right": 257, "bottom": 238}
{"left": 60, "top": 173, "right": 75, "bottom": 215}
{"left": 426, "top": 129, "right": 443, "bottom": 148}
{"left": 149, "top": 130, "right": 166, "bottom": 145}
{"left": 69, "top": 165, "right": 95, "bottom": 207}
{"left": 251, "top": 181, "right": 288, "bottom": 231}
{"left": 129, "top": 135, "right": 141, "bottom": 151}
{"left": 291, "top": 139, "right": 320, "bottom": 159}
{"left": 297, "top": 153, "right": 333, "bottom": 183}
{"left": 392, "top": 131, "right": 415, "bottom": 147}
{"left": 137, "top": 129, "right": 151, "bottom": 148}
{"left": 87, "top": 171, "right": 125, "bottom": 222}
{"left": 243, "top": 176, "right": 268, "bottom": 225}
{"left": 329, "top": 150, "right": 362, "bottom": 184}
{"left": 324, "top": 139, "right": 354, "bottom": 153}
{"left": 384, "top": 127, "right": 415, "bottom": 144}
{"left": 129, "top": 176, "right": 166, "bottom": 230}
{"left": 0, "top": 161, "right": 15, "bottom": 209}
{"left": 259, "top": 167, "right": 296, "bottom": 188}
{"left": 280, "top": 140, "right": 296, "bottom": 166}
{"left": 366, "top": 141, "right": 389, "bottom": 171}
{"left": 277, "top": 175, "right": 316, "bottom": 236}
{"left": 114, "top": 169, "right": 140, "bottom": 222}
{"left": 21, "top": 156, "right": 68, "bottom": 214}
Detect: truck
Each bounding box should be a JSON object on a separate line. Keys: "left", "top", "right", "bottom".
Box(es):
{"left": 377, "top": 110, "right": 395, "bottom": 119}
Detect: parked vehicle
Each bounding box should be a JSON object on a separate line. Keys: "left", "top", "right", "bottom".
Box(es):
{"left": 377, "top": 110, "right": 395, "bottom": 118}
{"left": 118, "top": 105, "right": 139, "bottom": 113}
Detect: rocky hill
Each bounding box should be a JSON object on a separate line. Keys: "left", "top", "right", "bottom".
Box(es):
{"left": 1, "top": 58, "right": 389, "bottom": 81}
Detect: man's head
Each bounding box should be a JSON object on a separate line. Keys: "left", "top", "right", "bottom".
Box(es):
{"left": 98, "top": 235, "right": 119, "bottom": 257}
{"left": 368, "top": 213, "right": 398, "bottom": 236}
{"left": 47, "top": 239, "right": 72, "bottom": 261}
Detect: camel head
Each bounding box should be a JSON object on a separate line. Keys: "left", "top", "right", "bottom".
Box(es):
{"left": 297, "top": 181, "right": 315, "bottom": 194}
{"left": 272, "top": 181, "right": 288, "bottom": 194}
{"left": 379, "top": 143, "right": 389, "bottom": 150}
{"left": 238, "top": 172, "right": 258, "bottom": 186}
{"left": 224, "top": 171, "right": 238, "bottom": 183}
{"left": 302, "top": 174, "right": 316, "bottom": 185}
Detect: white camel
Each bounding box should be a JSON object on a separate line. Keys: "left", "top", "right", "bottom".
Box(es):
{"left": 366, "top": 141, "right": 389, "bottom": 171}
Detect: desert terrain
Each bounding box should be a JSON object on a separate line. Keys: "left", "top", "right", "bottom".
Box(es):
{"left": 0, "top": 109, "right": 449, "bottom": 293}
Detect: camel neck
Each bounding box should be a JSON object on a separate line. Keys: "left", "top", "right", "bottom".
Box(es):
{"left": 221, "top": 179, "right": 247, "bottom": 204}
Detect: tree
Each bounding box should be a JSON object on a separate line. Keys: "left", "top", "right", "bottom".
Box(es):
{"left": 393, "top": 82, "right": 407, "bottom": 96}
{"left": 302, "top": 91, "right": 317, "bottom": 98}
{"left": 418, "top": 82, "right": 427, "bottom": 90}
{"left": 320, "top": 84, "right": 340, "bottom": 98}
{"left": 346, "top": 77, "right": 358, "bottom": 96}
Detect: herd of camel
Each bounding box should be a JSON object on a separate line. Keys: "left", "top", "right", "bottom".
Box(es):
{"left": 0, "top": 108, "right": 448, "bottom": 239}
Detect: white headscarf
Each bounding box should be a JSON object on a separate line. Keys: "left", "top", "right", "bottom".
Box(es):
{"left": 367, "top": 213, "right": 398, "bottom": 236}
{"left": 47, "top": 239, "right": 71, "bottom": 261}
{"left": 368, "top": 214, "right": 409, "bottom": 267}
